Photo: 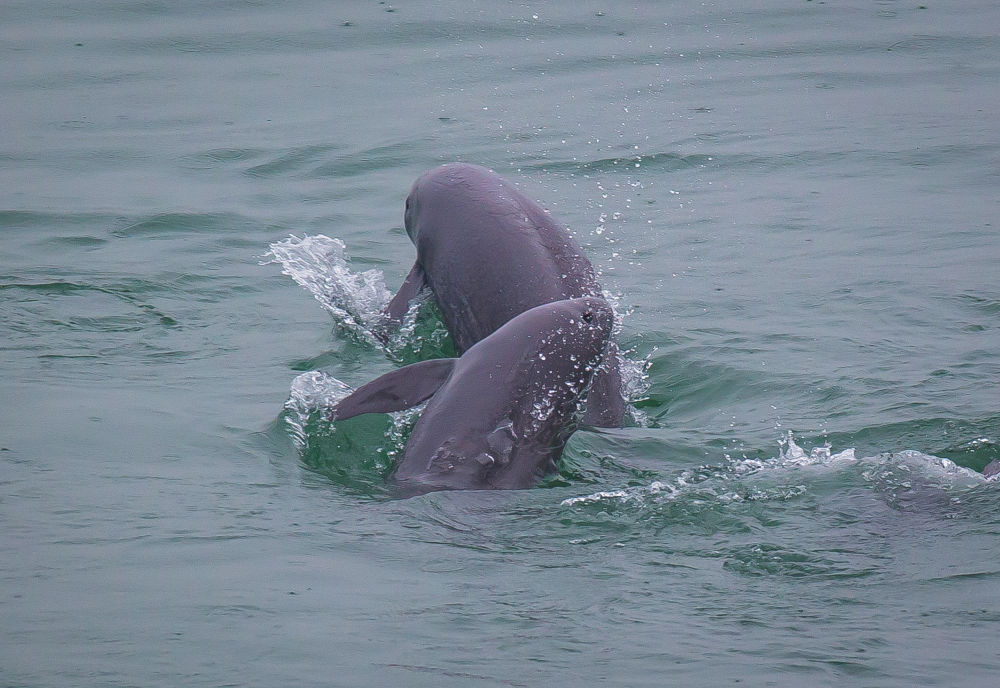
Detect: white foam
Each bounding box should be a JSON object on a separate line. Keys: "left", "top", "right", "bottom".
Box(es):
{"left": 729, "top": 431, "right": 858, "bottom": 475}
{"left": 561, "top": 431, "right": 988, "bottom": 507}
{"left": 283, "top": 370, "right": 353, "bottom": 449}
{"left": 263, "top": 234, "right": 390, "bottom": 348}
{"left": 599, "top": 287, "right": 652, "bottom": 424}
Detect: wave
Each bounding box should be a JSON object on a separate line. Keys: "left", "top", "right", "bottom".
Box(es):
{"left": 562, "top": 431, "right": 993, "bottom": 510}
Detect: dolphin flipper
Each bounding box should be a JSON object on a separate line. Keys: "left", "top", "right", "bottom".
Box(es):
{"left": 327, "top": 358, "right": 456, "bottom": 421}
{"left": 581, "top": 343, "right": 626, "bottom": 428}
{"left": 385, "top": 262, "right": 427, "bottom": 323}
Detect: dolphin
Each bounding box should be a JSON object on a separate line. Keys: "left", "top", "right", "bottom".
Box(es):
{"left": 382, "top": 162, "right": 626, "bottom": 427}
{"left": 330, "top": 297, "right": 615, "bottom": 495}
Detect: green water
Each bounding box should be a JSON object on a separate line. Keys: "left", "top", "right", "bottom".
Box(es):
{"left": 2, "top": 1, "right": 998, "bottom": 686}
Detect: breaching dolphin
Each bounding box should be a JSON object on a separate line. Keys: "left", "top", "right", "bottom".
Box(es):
{"left": 331, "top": 297, "right": 615, "bottom": 495}
{"left": 382, "top": 162, "right": 626, "bottom": 427}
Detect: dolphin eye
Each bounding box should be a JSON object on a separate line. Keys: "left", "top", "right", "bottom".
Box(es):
{"left": 582, "top": 310, "right": 594, "bottom": 323}
{"left": 405, "top": 197, "right": 411, "bottom": 211}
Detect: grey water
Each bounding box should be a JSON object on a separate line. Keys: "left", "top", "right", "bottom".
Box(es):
{"left": 2, "top": 1, "right": 999, "bottom": 686}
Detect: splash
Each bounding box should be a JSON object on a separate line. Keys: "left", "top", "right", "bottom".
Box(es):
{"left": 283, "top": 370, "right": 353, "bottom": 450}
{"left": 731, "top": 431, "right": 858, "bottom": 474}
{"left": 561, "top": 431, "right": 988, "bottom": 508}
{"left": 600, "top": 287, "right": 652, "bottom": 425}
{"left": 381, "top": 405, "right": 424, "bottom": 465}
{"left": 263, "top": 234, "right": 391, "bottom": 347}
{"left": 386, "top": 291, "right": 454, "bottom": 362}
{"left": 283, "top": 369, "right": 424, "bottom": 492}
{"left": 618, "top": 346, "right": 652, "bottom": 426}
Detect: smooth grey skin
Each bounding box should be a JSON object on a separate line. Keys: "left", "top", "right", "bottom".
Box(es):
{"left": 383, "top": 162, "right": 625, "bottom": 428}
{"left": 984, "top": 460, "right": 1000, "bottom": 479}
{"left": 331, "top": 297, "right": 615, "bottom": 495}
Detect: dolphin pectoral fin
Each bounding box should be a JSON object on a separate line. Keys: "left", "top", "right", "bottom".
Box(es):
{"left": 384, "top": 262, "right": 427, "bottom": 323}
{"left": 327, "top": 358, "right": 456, "bottom": 420}
{"left": 581, "top": 364, "right": 626, "bottom": 428}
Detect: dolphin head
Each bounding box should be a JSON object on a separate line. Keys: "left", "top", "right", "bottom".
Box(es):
{"left": 513, "top": 296, "right": 616, "bottom": 429}
{"left": 403, "top": 163, "right": 497, "bottom": 244}
{"left": 545, "top": 296, "right": 616, "bottom": 361}
{"left": 390, "top": 296, "right": 617, "bottom": 493}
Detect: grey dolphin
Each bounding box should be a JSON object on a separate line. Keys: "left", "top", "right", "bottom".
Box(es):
{"left": 331, "top": 297, "right": 615, "bottom": 495}
{"left": 383, "top": 162, "right": 625, "bottom": 427}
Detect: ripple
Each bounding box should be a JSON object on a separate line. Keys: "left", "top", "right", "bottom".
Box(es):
{"left": 722, "top": 542, "right": 871, "bottom": 580}
{"left": 111, "top": 212, "right": 245, "bottom": 238}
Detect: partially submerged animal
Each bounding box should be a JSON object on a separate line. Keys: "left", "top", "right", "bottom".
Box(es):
{"left": 330, "top": 297, "right": 615, "bottom": 495}
{"left": 381, "top": 162, "right": 625, "bottom": 427}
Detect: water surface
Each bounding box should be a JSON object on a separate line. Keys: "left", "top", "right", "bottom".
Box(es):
{"left": 2, "top": 1, "right": 998, "bottom": 686}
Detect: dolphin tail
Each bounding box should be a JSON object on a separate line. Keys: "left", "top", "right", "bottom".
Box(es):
{"left": 327, "top": 357, "right": 456, "bottom": 421}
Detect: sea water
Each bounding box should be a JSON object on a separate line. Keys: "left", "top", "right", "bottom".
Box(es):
{"left": 2, "top": 1, "right": 998, "bottom": 686}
